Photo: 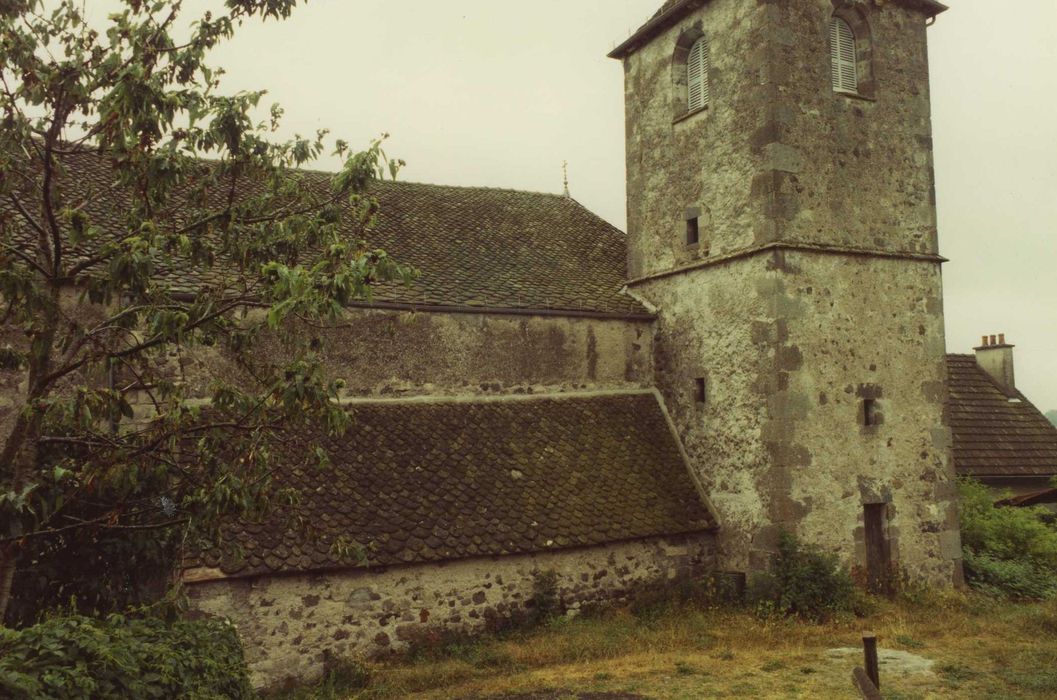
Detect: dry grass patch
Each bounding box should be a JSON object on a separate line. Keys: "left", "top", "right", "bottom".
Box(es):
{"left": 341, "top": 592, "right": 1057, "bottom": 699}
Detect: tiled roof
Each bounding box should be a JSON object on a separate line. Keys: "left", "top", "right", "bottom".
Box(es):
{"left": 18, "top": 151, "right": 646, "bottom": 317}
{"left": 946, "top": 354, "right": 1057, "bottom": 478}
{"left": 185, "top": 392, "right": 717, "bottom": 580}
{"left": 351, "top": 180, "right": 645, "bottom": 315}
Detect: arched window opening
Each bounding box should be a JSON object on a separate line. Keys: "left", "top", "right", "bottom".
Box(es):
{"left": 830, "top": 17, "right": 858, "bottom": 94}
{"left": 687, "top": 37, "right": 710, "bottom": 111}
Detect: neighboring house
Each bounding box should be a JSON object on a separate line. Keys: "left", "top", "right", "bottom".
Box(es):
{"left": 2, "top": 0, "right": 991, "bottom": 689}
{"left": 947, "top": 337, "right": 1057, "bottom": 503}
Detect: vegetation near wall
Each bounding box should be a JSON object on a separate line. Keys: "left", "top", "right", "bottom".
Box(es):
{"left": 747, "top": 532, "right": 861, "bottom": 622}
{"left": 959, "top": 479, "right": 1057, "bottom": 599}
{"left": 0, "top": 614, "right": 253, "bottom": 699}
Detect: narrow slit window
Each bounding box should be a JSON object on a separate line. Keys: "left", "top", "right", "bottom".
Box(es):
{"left": 695, "top": 378, "right": 707, "bottom": 405}
{"left": 686, "top": 216, "right": 700, "bottom": 246}
{"left": 830, "top": 17, "right": 858, "bottom": 94}
{"left": 687, "top": 37, "right": 710, "bottom": 111}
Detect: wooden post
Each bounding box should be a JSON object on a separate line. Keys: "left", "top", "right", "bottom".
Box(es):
{"left": 863, "top": 632, "right": 880, "bottom": 690}
{"left": 852, "top": 668, "right": 882, "bottom": 700}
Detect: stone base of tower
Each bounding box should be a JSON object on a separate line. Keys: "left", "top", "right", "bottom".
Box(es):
{"left": 632, "top": 247, "right": 964, "bottom": 590}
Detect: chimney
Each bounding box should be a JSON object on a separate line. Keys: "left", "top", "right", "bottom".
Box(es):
{"left": 974, "top": 333, "right": 1016, "bottom": 396}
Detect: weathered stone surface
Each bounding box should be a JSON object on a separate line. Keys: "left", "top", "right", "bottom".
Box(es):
{"left": 170, "top": 307, "right": 655, "bottom": 405}
{"left": 619, "top": 0, "right": 961, "bottom": 585}
{"left": 188, "top": 534, "right": 716, "bottom": 688}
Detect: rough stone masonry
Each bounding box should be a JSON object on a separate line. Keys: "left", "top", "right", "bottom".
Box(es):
{"left": 610, "top": 0, "right": 961, "bottom": 585}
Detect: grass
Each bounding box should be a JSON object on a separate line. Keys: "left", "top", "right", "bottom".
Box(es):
{"left": 301, "top": 592, "right": 1057, "bottom": 699}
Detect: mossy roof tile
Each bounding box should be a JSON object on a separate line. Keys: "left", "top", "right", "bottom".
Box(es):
{"left": 187, "top": 392, "right": 716, "bottom": 578}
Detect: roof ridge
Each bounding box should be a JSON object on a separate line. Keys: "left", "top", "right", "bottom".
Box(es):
{"left": 66, "top": 146, "right": 575, "bottom": 202}
{"left": 371, "top": 178, "right": 568, "bottom": 199}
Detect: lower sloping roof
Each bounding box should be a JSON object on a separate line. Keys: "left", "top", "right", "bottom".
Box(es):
{"left": 184, "top": 391, "right": 717, "bottom": 581}
{"left": 946, "top": 354, "right": 1057, "bottom": 478}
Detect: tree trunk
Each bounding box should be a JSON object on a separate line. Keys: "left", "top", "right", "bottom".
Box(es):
{"left": 0, "top": 547, "right": 15, "bottom": 626}
{"left": 0, "top": 134, "right": 63, "bottom": 625}
{"left": 0, "top": 410, "right": 37, "bottom": 625}
{"left": 0, "top": 355, "right": 51, "bottom": 624}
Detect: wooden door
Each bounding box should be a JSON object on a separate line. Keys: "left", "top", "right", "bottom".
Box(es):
{"left": 864, "top": 503, "right": 892, "bottom": 595}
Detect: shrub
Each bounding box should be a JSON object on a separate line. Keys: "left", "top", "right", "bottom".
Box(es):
{"left": 0, "top": 614, "right": 253, "bottom": 699}
{"left": 530, "top": 569, "right": 563, "bottom": 621}
{"left": 959, "top": 478, "right": 1057, "bottom": 600}
{"left": 748, "top": 532, "right": 858, "bottom": 622}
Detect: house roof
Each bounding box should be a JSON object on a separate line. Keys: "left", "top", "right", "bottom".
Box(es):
{"left": 608, "top": 0, "right": 950, "bottom": 59}
{"left": 16, "top": 150, "right": 647, "bottom": 318}
{"left": 996, "top": 488, "right": 1057, "bottom": 508}
{"left": 183, "top": 391, "right": 718, "bottom": 581}
{"left": 946, "top": 354, "right": 1057, "bottom": 479}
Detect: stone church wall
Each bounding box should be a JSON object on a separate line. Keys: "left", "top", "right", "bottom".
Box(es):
{"left": 164, "top": 307, "right": 655, "bottom": 406}
{"left": 1, "top": 303, "right": 654, "bottom": 435}
{"left": 186, "top": 533, "right": 716, "bottom": 689}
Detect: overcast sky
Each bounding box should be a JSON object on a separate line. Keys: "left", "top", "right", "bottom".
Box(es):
{"left": 81, "top": 0, "right": 1057, "bottom": 411}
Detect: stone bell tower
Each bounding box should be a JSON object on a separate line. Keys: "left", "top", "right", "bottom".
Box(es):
{"left": 610, "top": 0, "right": 962, "bottom": 586}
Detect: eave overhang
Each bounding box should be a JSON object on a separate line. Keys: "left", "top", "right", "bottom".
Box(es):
{"left": 607, "top": 0, "right": 949, "bottom": 60}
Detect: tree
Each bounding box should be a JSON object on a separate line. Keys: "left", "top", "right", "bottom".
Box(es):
{"left": 1045, "top": 410, "right": 1057, "bottom": 428}
{"left": 0, "top": 0, "right": 414, "bottom": 623}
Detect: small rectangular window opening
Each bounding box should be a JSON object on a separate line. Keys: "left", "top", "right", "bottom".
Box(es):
{"left": 695, "top": 377, "right": 707, "bottom": 405}
{"left": 863, "top": 398, "right": 878, "bottom": 426}
{"left": 686, "top": 217, "right": 700, "bottom": 246}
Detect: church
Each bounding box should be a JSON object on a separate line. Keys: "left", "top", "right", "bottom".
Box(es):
{"left": 165, "top": 0, "right": 1053, "bottom": 687}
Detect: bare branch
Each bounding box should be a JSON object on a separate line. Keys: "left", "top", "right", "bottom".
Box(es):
{"left": 0, "top": 240, "right": 52, "bottom": 278}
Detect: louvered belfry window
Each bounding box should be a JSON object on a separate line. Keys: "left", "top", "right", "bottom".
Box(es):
{"left": 830, "top": 17, "right": 858, "bottom": 94}
{"left": 687, "top": 37, "right": 710, "bottom": 111}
